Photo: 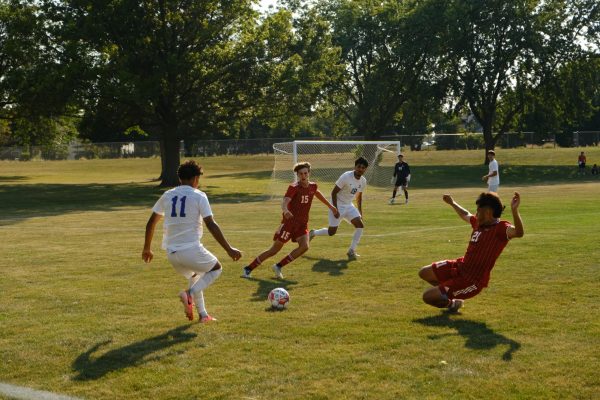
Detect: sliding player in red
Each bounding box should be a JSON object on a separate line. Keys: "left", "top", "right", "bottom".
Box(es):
{"left": 242, "top": 162, "right": 339, "bottom": 279}
{"left": 418, "top": 192, "right": 524, "bottom": 312}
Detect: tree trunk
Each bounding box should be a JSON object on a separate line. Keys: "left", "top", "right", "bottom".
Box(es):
{"left": 159, "top": 136, "right": 181, "bottom": 187}
{"left": 482, "top": 122, "right": 494, "bottom": 165}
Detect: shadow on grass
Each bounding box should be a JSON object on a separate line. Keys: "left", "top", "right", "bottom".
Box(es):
{"left": 0, "top": 183, "right": 268, "bottom": 225}
{"left": 72, "top": 325, "right": 199, "bottom": 381}
{"left": 0, "top": 175, "right": 28, "bottom": 182}
{"left": 413, "top": 313, "right": 521, "bottom": 361}
{"left": 241, "top": 276, "right": 298, "bottom": 302}
{"left": 208, "top": 170, "right": 273, "bottom": 180}
{"left": 304, "top": 255, "right": 350, "bottom": 276}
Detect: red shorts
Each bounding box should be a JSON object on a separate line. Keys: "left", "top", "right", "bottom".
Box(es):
{"left": 273, "top": 220, "right": 308, "bottom": 243}
{"left": 431, "top": 258, "right": 483, "bottom": 300}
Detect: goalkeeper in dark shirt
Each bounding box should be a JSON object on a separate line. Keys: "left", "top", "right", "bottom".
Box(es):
{"left": 389, "top": 154, "right": 411, "bottom": 205}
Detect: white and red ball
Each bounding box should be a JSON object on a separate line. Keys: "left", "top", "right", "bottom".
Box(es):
{"left": 268, "top": 287, "right": 289, "bottom": 309}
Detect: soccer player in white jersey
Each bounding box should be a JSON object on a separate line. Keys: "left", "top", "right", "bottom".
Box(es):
{"left": 482, "top": 150, "right": 500, "bottom": 192}
{"left": 310, "top": 157, "right": 369, "bottom": 259}
{"left": 142, "top": 160, "right": 242, "bottom": 323}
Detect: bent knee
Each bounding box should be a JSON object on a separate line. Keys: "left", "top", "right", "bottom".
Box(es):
{"left": 299, "top": 244, "right": 309, "bottom": 253}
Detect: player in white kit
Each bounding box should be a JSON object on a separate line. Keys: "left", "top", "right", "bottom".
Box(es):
{"left": 482, "top": 150, "right": 500, "bottom": 192}
{"left": 142, "top": 160, "right": 242, "bottom": 323}
{"left": 310, "top": 157, "right": 369, "bottom": 259}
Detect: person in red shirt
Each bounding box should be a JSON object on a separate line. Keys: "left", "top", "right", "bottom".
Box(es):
{"left": 578, "top": 151, "right": 587, "bottom": 175}
{"left": 418, "top": 191, "right": 524, "bottom": 312}
{"left": 242, "top": 162, "right": 339, "bottom": 279}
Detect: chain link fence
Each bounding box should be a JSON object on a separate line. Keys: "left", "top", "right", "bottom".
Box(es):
{"left": 1, "top": 132, "right": 598, "bottom": 161}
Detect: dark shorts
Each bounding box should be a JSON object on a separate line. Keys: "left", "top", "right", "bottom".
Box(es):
{"left": 579, "top": 162, "right": 586, "bottom": 169}
{"left": 431, "top": 258, "right": 483, "bottom": 300}
{"left": 273, "top": 221, "right": 308, "bottom": 243}
{"left": 395, "top": 177, "right": 407, "bottom": 187}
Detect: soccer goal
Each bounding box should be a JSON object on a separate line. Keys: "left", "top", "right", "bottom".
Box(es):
{"left": 270, "top": 140, "right": 401, "bottom": 195}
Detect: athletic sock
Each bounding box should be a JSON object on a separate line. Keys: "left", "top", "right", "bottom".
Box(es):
{"left": 350, "top": 228, "right": 363, "bottom": 251}
{"left": 190, "top": 268, "right": 222, "bottom": 294}
{"left": 189, "top": 273, "right": 202, "bottom": 289}
{"left": 277, "top": 254, "right": 294, "bottom": 268}
{"left": 404, "top": 190, "right": 409, "bottom": 200}
{"left": 193, "top": 290, "right": 207, "bottom": 316}
{"left": 392, "top": 189, "right": 397, "bottom": 198}
{"left": 248, "top": 256, "right": 262, "bottom": 271}
{"left": 313, "top": 228, "right": 329, "bottom": 236}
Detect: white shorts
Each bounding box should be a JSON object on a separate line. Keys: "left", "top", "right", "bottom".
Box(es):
{"left": 328, "top": 203, "right": 361, "bottom": 227}
{"left": 487, "top": 184, "right": 499, "bottom": 192}
{"left": 167, "top": 245, "right": 218, "bottom": 279}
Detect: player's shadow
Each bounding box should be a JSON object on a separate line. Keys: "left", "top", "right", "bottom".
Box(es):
{"left": 242, "top": 276, "right": 298, "bottom": 302}
{"left": 304, "top": 256, "right": 350, "bottom": 276}
{"left": 71, "top": 325, "right": 199, "bottom": 381}
{"left": 413, "top": 313, "right": 521, "bottom": 361}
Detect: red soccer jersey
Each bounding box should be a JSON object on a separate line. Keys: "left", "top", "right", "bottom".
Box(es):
{"left": 282, "top": 182, "right": 318, "bottom": 224}
{"left": 460, "top": 216, "right": 512, "bottom": 287}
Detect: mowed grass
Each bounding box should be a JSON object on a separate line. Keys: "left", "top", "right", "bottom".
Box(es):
{"left": 1, "top": 147, "right": 599, "bottom": 399}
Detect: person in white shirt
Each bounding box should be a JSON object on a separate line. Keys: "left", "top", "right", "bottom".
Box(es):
{"left": 310, "top": 157, "right": 369, "bottom": 259}
{"left": 482, "top": 150, "right": 500, "bottom": 192}
{"left": 142, "top": 160, "right": 242, "bottom": 323}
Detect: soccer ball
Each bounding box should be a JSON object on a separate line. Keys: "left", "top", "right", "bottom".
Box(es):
{"left": 268, "top": 287, "right": 290, "bottom": 310}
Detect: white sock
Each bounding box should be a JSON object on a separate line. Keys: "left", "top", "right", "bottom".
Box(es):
{"left": 194, "top": 290, "right": 207, "bottom": 316}
{"left": 190, "top": 268, "right": 222, "bottom": 294}
{"left": 313, "top": 228, "right": 329, "bottom": 236}
{"left": 189, "top": 273, "right": 202, "bottom": 289}
{"left": 350, "top": 228, "right": 363, "bottom": 251}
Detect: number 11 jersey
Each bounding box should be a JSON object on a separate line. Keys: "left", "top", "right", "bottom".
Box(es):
{"left": 152, "top": 185, "right": 213, "bottom": 251}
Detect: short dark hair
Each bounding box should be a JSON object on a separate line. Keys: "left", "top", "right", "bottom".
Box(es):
{"left": 177, "top": 160, "right": 203, "bottom": 180}
{"left": 487, "top": 150, "right": 495, "bottom": 155}
{"left": 476, "top": 192, "right": 504, "bottom": 218}
{"left": 355, "top": 157, "right": 369, "bottom": 167}
{"left": 398, "top": 154, "right": 404, "bottom": 158}
{"left": 293, "top": 162, "right": 311, "bottom": 173}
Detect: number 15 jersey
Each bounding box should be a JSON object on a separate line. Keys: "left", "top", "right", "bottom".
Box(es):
{"left": 283, "top": 182, "right": 318, "bottom": 224}
{"left": 152, "top": 185, "right": 213, "bottom": 251}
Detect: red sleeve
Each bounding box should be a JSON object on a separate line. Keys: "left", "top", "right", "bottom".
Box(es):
{"left": 284, "top": 184, "right": 297, "bottom": 199}
{"left": 497, "top": 220, "right": 512, "bottom": 241}
{"left": 311, "top": 182, "right": 318, "bottom": 191}
{"left": 469, "top": 215, "right": 478, "bottom": 229}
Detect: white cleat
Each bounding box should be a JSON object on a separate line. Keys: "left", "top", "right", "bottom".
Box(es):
{"left": 272, "top": 264, "right": 284, "bottom": 279}
{"left": 347, "top": 249, "right": 360, "bottom": 259}
{"left": 389, "top": 198, "right": 395, "bottom": 205}
{"left": 447, "top": 299, "right": 464, "bottom": 313}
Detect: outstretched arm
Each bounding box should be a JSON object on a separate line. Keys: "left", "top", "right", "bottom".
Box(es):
{"left": 142, "top": 212, "right": 162, "bottom": 263}
{"left": 507, "top": 192, "right": 524, "bottom": 239}
{"left": 204, "top": 215, "right": 242, "bottom": 261}
{"left": 442, "top": 194, "right": 472, "bottom": 223}
{"left": 315, "top": 189, "right": 339, "bottom": 218}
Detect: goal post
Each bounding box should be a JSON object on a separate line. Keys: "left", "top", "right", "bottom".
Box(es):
{"left": 270, "top": 140, "right": 401, "bottom": 196}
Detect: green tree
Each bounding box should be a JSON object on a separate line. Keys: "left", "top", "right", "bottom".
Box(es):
{"left": 51, "top": 0, "right": 264, "bottom": 185}
{"left": 318, "top": 0, "right": 446, "bottom": 138}
{"left": 442, "top": 0, "right": 593, "bottom": 162}
{"left": 0, "top": 0, "right": 79, "bottom": 148}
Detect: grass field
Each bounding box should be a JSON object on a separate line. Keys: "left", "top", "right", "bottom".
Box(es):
{"left": 1, "top": 147, "right": 599, "bottom": 399}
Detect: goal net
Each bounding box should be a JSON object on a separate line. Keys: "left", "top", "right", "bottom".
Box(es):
{"left": 270, "top": 140, "right": 401, "bottom": 196}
